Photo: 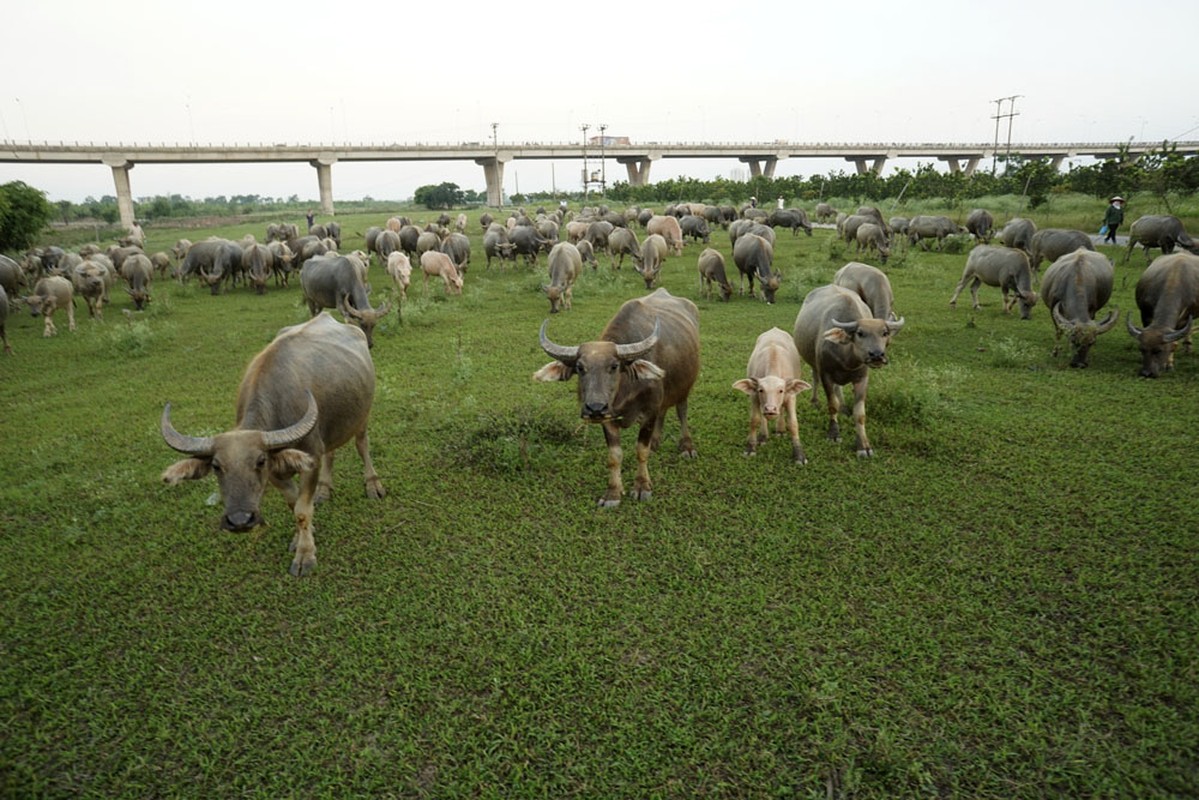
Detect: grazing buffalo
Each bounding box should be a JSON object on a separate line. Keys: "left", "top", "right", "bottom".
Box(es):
{"left": 534, "top": 288, "right": 700, "bottom": 507}
{"left": 697, "top": 247, "right": 734, "bottom": 302}
{"left": 732, "top": 327, "right": 812, "bottom": 463}
{"left": 965, "top": 209, "right": 994, "bottom": 243}
{"left": 300, "top": 254, "right": 391, "bottom": 348}
{"left": 646, "top": 215, "right": 684, "bottom": 255}
{"left": 949, "top": 245, "right": 1038, "bottom": 319}
{"left": 440, "top": 232, "right": 472, "bottom": 274}
{"left": 854, "top": 223, "right": 890, "bottom": 264}
{"left": 419, "top": 250, "right": 464, "bottom": 296}
{"left": 71, "top": 260, "right": 109, "bottom": 320}
{"left": 509, "top": 226, "right": 552, "bottom": 266}
{"left": 680, "top": 214, "right": 711, "bottom": 244}
{"left": 733, "top": 233, "right": 780, "bottom": 303}
{"left": 386, "top": 252, "right": 412, "bottom": 302}
{"left": 635, "top": 234, "right": 668, "bottom": 290}
{"left": 833, "top": 262, "right": 895, "bottom": 321}
{"left": 999, "top": 218, "right": 1036, "bottom": 253}
{"left": 767, "top": 208, "right": 813, "bottom": 236}
{"left": 793, "top": 284, "right": 903, "bottom": 457}
{"left": 1040, "top": 248, "right": 1118, "bottom": 368}
{"left": 907, "top": 215, "right": 963, "bottom": 250}
{"left": 814, "top": 203, "right": 837, "bottom": 223}
{"left": 607, "top": 227, "right": 641, "bottom": 269}
{"left": 543, "top": 242, "right": 582, "bottom": 313}
{"left": 1028, "top": 229, "right": 1094, "bottom": 274}
{"left": 0, "top": 254, "right": 24, "bottom": 299}
{"left": 161, "top": 312, "right": 385, "bottom": 576}
{"left": 1127, "top": 253, "right": 1199, "bottom": 378}
{"left": 484, "top": 228, "right": 517, "bottom": 270}
{"left": 1123, "top": 215, "right": 1199, "bottom": 264}
{"left": 121, "top": 252, "right": 154, "bottom": 309}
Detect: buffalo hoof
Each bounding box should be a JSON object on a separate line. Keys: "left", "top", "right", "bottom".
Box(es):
{"left": 743, "top": 447, "right": 757, "bottom": 457}
{"left": 365, "top": 479, "right": 385, "bottom": 499}
{"left": 630, "top": 488, "right": 653, "bottom": 502}
{"left": 314, "top": 485, "right": 332, "bottom": 504}
{"left": 289, "top": 555, "right": 316, "bottom": 577}
{"left": 678, "top": 443, "right": 697, "bottom": 458}
{"left": 597, "top": 497, "right": 621, "bottom": 509}
{"left": 856, "top": 448, "right": 875, "bottom": 458}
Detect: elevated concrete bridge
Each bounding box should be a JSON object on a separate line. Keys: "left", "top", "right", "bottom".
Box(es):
{"left": 2, "top": 139, "right": 1194, "bottom": 227}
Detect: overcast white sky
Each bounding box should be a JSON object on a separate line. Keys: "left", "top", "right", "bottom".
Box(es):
{"left": 2, "top": 0, "right": 1196, "bottom": 203}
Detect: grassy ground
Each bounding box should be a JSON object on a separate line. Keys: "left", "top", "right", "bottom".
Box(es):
{"left": 1, "top": 201, "right": 1197, "bottom": 798}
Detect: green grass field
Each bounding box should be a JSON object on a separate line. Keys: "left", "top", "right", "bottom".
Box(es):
{"left": 2, "top": 202, "right": 1197, "bottom": 798}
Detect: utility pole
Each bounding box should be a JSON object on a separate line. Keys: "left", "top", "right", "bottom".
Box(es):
{"left": 491, "top": 122, "right": 501, "bottom": 207}
{"left": 598, "top": 123, "right": 607, "bottom": 195}
{"left": 991, "top": 95, "right": 1021, "bottom": 175}
{"left": 580, "top": 124, "right": 590, "bottom": 199}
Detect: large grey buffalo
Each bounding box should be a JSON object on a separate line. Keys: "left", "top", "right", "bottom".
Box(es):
{"left": 814, "top": 202, "right": 837, "bottom": 223}
{"left": 180, "top": 239, "right": 241, "bottom": 294}
{"left": 1127, "top": 253, "right": 1199, "bottom": 378}
{"left": 733, "top": 233, "right": 780, "bottom": 303}
{"left": 534, "top": 288, "right": 700, "bottom": 507}
{"left": 793, "top": 284, "right": 903, "bottom": 457}
{"left": 0, "top": 254, "right": 24, "bottom": 299}
{"left": 732, "top": 327, "right": 812, "bottom": 463}
{"left": 907, "top": 215, "right": 964, "bottom": 250}
{"left": 999, "top": 218, "right": 1037, "bottom": 253}
{"left": 949, "top": 245, "right": 1038, "bottom": 319}
{"left": 483, "top": 228, "right": 517, "bottom": 269}
{"left": 1028, "top": 229, "right": 1094, "bottom": 274}
{"left": 1123, "top": 215, "right": 1199, "bottom": 264}
{"left": 607, "top": 227, "right": 641, "bottom": 269}
{"left": 161, "top": 312, "right": 385, "bottom": 576}
{"left": 1040, "top": 248, "right": 1119, "bottom": 368}
{"left": 543, "top": 242, "right": 582, "bottom": 314}
{"left": 121, "top": 252, "right": 154, "bottom": 310}
{"left": 300, "top": 254, "right": 391, "bottom": 348}
{"left": 965, "top": 209, "right": 994, "bottom": 243}
{"left": 679, "top": 214, "right": 711, "bottom": 244}
{"left": 697, "top": 247, "right": 734, "bottom": 302}
{"left": 635, "top": 234, "right": 668, "bottom": 289}
{"left": 833, "top": 262, "right": 895, "bottom": 321}
{"left": 767, "top": 208, "right": 813, "bottom": 236}
{"left": 509, "top": 226, "right": 552, "bottom": 266}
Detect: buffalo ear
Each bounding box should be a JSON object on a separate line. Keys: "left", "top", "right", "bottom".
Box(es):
{"left": 732, "top": 378, "right": 758, "bottom": 396}
{"left": 626, "top": 359, "right": 665, "bottom": 382}
{"left": 162, "top": 458, "right": 211, "bottom": 484}
{"left": 533, "top": 361, "right": 574, "bottom": 382}
{"left": 271, "top": 449, "right": 315, "bottom": 476}
{"left": 785, "top": 378, "right": 812, "bottom": 395}
{"left": 822, "top": 328, "right": 854, "bottom": 345}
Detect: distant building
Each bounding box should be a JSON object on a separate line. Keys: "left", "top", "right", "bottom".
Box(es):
{"left": 588, "top": 135, "right": 630, "bottom": 146}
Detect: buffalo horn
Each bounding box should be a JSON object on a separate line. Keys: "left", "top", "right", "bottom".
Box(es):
{"left": 887, "top": 316, "right": 905, "bottom": 332}
{"left": 1126, "top": 316, "right": 1144, "bottom": 337}
{"left": 1095, "top": 307, "right": 1119, "bottom": 334}
{"left": 539, "top": 320, "right": 579, "bottom": 363}
{"left": 1164, "top": 315, "right": 1194, "bottom": 344}
{"left": 614, "top": 318, "right": 661, "bottom": 360}
{"left": 1052, "top": 303, "right": 1075, "bottom": 330}
{"left": 830, "top": 318, "right": 860, "bottom": 333}
{"left": 161, "top": 404, "right": 215, "bottom": 456}
{"left": 261, "top": 391, "right": 319, "bottom": 450}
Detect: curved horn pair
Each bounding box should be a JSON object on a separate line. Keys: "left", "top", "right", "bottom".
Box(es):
{"left": 161, "top": 391, "right": 318, "bottom": 455}
{"left": 1058, "top": 303, "right": 1120, "bottom": 333}
{"left": 1127, "top": 314, "right": 1192, "bottom": 341}
{"left": 539, "top": 318, "right": 660, "bottom": 362}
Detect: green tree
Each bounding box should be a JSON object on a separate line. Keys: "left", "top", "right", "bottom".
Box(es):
{"left": 413, "top": 182, "right": 464, "bottom": 210}
{"left": 0, "top": 181, "right": 55, "bottom": 251}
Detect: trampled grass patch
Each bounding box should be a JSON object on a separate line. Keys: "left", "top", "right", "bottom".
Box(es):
{"left": 1, "top": 201, "right": 1197, "bottom": 798}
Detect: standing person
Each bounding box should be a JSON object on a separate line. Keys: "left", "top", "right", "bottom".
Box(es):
{"left": 1103, "top": 196, "right": 1125, "bottom": 245}
{"left": 306, "top": 209, "right": 315, "bottom": 230}
{"left": 777, "top": 197, "right": 785, "bottom": 210}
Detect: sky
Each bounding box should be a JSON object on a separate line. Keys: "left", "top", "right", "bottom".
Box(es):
{"left": 2, "top": 0, "right": 1197, "bottom": 204}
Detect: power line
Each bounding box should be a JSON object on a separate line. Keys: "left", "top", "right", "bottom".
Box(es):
{"left": 991, "top": 95, "right": 1021, "bottom": 174}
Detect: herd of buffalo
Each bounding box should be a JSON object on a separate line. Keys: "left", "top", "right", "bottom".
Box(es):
{"left": 2, "top": 200, "right": 1197, "bottom": 574}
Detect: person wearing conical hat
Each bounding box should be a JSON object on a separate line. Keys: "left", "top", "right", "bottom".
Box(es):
{"left": 1103, "top": 196, "right": 1125, "bottom": 245}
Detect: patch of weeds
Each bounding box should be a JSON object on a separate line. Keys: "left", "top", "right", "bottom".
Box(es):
{"left": 439, "top": 408, "right": 579, "bottom": 476}
{"left": 939, "top": 234, "right": 973, "bottom": 254}
{"left": 106, "top": 319, "right": 162, "bottom": 358}
{"left": 986, "top": 333, "right": 1041, "bottom": 368}
{"left": 826, "top": 237, "right": 848, "bottom": 262}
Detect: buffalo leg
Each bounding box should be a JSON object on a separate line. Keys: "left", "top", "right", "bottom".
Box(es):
{"left": 289, "top": 468, "right": 321, "bottom": 577}
{"left": 822, "top": 376, "right": 842, "bottom": 443}
{"left": 744, "top": 397, "right": 764, "bottom": 456}
{"left": 600, "top": 422, "right": 624, "bottom": 508}
{"left": 851, "top": 375, "right": 873, "bottom": 458}
{"left": 316, "top": 452, "right": 335, "bottom": 503}
{"left": 355, "top": 430, "right": 385, "bottom": 499}
{"left": 785, "top": 396, "right": 807, "bottom": 465}
{"left": 630, "top": 422, "right": 654, "bottom": 502}
{"left": 675, "top": 400, "right": 696, "bottom": 458}
{"left": 969, "top": 278, "right": 982, "bottom": 310}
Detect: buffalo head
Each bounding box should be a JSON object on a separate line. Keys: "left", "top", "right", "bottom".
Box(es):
{"left": 1053, "top": 303, "right": 1119, "bottom": 368}
{"left": 1127, "top": 314, "right": 1193, "bottom": 378}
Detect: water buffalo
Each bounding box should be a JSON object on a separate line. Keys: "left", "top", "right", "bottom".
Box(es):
{"left": 397, "top": 225, "right": 421, "bottom": 258}
{"left": 793, "top": 284, "right": 903, "bottom": 457}
{"left": 840, "top": 214, "right": 874, "bottom": 246}
{"left": 680, "top": 214, "right": 711, "bottom": 244}
{"left": 1123, "top": 215, "right": 1199, "bottom": 264}
{"left": 965, "top": 209, "right": 994, "bottom": 243}
{"left": 0, "top": 285, "right": 10, "bottom": 354}
{"left": 440, "top": 232, "right": 472, "bottom": 274}
{"left": 1126, "top": 253, "right": 1199, "bottom": 378}
{"left": 24, "top": 276, "right": 76, "bottom": 337}
{"left": 697, "top": 247, "right": 733, "bottom": 302}
{"left": 949, "top": 245, "right": 1038, "bottom": 319}
{"left": 71, "top": 260, "right": 109, "bottom": 320}
{"left": 266, "top": 241, "right": 294, "bottom": 286}
{"left": 646, "top": 215, "right": 684, "bottom": 255}
{"left": 161, "top": 312, "right": 385, "bottom": 577}
{"left": 121, "top": 252, "right": 154, "bottom": 309}
{"left": 999, "top": 218, "right": 1037, "bottom": 253}
{"left": 908, "top": 215, "right": 963, "bottom": 250}
{"left": 833, "top": 262, "right": 895, "bottom": 321}
{"left": 534, "top": 288, "right": 700, "bottom": 507}
{"left": 732, "top": 327, "right": 812, "bottom": 463}
{"left": 419, "top": 250, "right": 464, "bottom": 296}
{"left": 607, "top": 227, "right": 641, "bottom": 269}
{"left": 767, "top": 208, "right": 813, "bottom": 237}
{"left": 1040, "top": 248, "right": 1118, "bottom": 368}
{"left": 543, "top": 242, "right": 582, "bottom": 314}
{"left": 484, "top": 228, "right": 517, "bottom": 269}
{"left": 854, "top": 223, "right": 890, "bottom": 264}
{"left": 386, "top": 252, "right": 412, "bottom": 302}
{"left": 814, "top": 203, "right": 837, "bottom": 223}
{"left": 0, "top": 254, "right": 24, "bottom": 299}
{"left": 1028, "top": 229, "right": 1094, "bottom": 274}
{"left": 240, "top": 244, "right": 273, "bottom": 295}
{"left": 300, "top": 254, "right": 391, "bottom": 348}
{"left": 635, "top": 234, "right": 668, "bottom": 290}
{"left": 510, "top": 226, "right": 552, "bottom": 266}
{"left": 733, "top": 234, "right": 780, "bottom": 303}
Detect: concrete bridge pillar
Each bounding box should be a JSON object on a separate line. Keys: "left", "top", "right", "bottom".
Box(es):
{"left": 739, "top": 156, "right": 779, "bottom": 179}
{"left": 102, "top": 155, "right": 135, "bottom": 229}
{"left": 476, "top": 156, "right": 510, "bottom": 207}
{"left": 617, "top": 157, "right": 656, "bottom": 186}
{"left": 848, "top": 157, "right": 887, "bottom": 175}
{"left": 310, "top": 155, "right": 337, "bottom": 215}
{"left": 939, "top": 156, "right": 981, "bottom": 176}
